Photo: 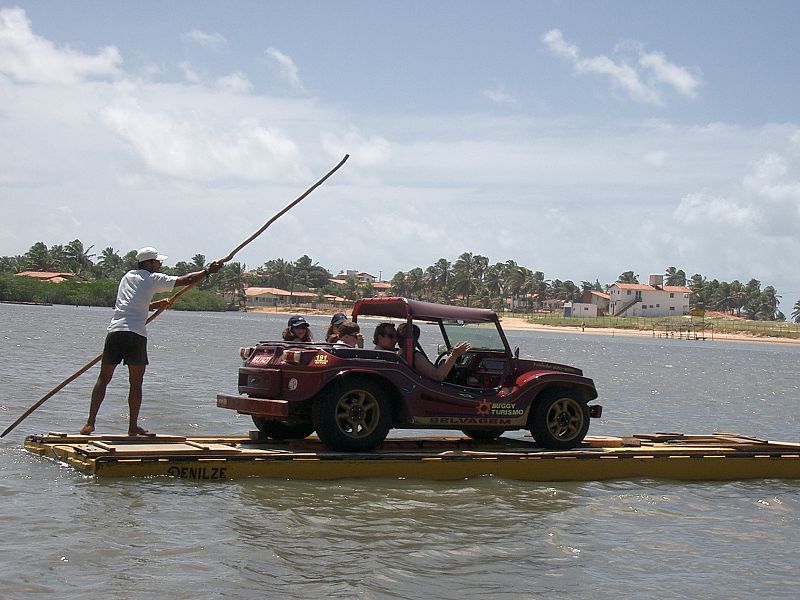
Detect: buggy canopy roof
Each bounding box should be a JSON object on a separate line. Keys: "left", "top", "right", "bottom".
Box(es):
{"left": 352, "top": 297, "right": 499, "bottom": 323}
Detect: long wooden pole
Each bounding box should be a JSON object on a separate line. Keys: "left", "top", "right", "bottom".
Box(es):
{"left": 1, "top": 154, "right": 349, "bottom": 438}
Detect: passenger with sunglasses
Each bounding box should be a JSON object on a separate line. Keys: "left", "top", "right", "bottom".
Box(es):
{"left": 334, "top": 320, "right": 364, "bottom": 348}
{"left": 372, "top": 322, "right": 397, "bottom": 350}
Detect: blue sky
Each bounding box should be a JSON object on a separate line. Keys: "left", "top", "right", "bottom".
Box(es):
{"left": 2, "top": 1, "right": 799, "bottom": 304}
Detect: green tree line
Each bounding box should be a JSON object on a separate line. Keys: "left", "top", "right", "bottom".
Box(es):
{"left": 1, "top": 241, "right": 795, "bottom": 322}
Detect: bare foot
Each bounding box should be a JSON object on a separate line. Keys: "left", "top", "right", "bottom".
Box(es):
{"left": 128, "top": 426, "right": 151, "bottom": 436}
{"left": 80, "top": 424, "right": 94, "bottom": 435}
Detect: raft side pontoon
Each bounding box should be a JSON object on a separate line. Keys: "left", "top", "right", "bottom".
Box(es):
{"left": 23, "top": 432, "right": 800, "bottom": 481}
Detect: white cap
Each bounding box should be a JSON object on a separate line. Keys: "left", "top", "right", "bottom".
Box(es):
{"left": 136, "top": 247, "right": 168, "bottom": 262}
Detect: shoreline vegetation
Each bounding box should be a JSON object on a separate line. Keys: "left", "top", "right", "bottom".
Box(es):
{"left": 248, "top": 306, "right": 800, "bottom": 345}
{"left": 3, "top": 268, "right": 798, "bottom": 345}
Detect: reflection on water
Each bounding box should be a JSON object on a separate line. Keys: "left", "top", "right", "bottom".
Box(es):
{"left": 1, "top": 304, "right": 799, "bottom": 599}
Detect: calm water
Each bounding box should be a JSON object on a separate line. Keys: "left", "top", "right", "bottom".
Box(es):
{"left": 1, "top": 304, "right": 798, "bottom": 599}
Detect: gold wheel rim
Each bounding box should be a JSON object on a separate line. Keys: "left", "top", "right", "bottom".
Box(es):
{"left": 335, "top": 389, "right": 380, "bottom": 439}
{"left": 546, "top": 397, "right": 584, "bottom": 440}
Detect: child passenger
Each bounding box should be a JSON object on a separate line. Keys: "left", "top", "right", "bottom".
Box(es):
{"left": 283, "top": 315, "right": 312, "bottom": 342}
{"left": 326, "top": 312, "right": 347, "bottom": 343}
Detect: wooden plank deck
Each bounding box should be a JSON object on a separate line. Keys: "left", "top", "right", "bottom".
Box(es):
{"left": 24, "top": 432, "right": 800, "bottom": 481}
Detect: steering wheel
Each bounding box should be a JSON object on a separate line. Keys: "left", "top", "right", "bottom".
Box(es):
{"left": 435, "top": 350, "right": 450, "bottom": 367}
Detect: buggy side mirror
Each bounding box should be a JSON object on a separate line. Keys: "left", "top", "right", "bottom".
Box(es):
{"left": 514, "top": 347, "right": 520, "bottom": 358}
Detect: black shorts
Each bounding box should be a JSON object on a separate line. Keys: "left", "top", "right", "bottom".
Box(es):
{"left": 102, "top": 331, "right": 148, "bottom": 366}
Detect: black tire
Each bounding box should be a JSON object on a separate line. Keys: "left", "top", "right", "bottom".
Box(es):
{"left": 251, "top": 416, "right": 315, "bottom": 441}
{"left": 312, "top": 378, "right": 392, "bottom": 451}
{"left": 530, "top": 389, "right": 590, "bottom": 449}
{"left": 462, "top": 429, "right": 506, "bottom": 441}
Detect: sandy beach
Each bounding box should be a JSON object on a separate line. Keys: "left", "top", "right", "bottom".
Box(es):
{"left": 498, "top": 316, "right": 800, "bottom": 344}
{"left": 249, "top": 307, "right": 800, "bottom": 345}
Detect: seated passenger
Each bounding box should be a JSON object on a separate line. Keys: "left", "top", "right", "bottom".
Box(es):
{"left": 373, "top": 322, "right": 397, "bottom": 351}
{"left": 282, "top": 315, "right": 312, "bottom": 342}
{"left": 326, "top": 312, "right": 347, "bottom": 343}
{"left": 396, "top": 323, "right": 470, "bottom": 382}
{"left": 334, "top": 320, "right": 364, "bottom": 348}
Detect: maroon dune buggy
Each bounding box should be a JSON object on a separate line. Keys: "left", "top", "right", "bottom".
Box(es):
{"left": 217, "top": 297, "right": 601, "bottom": 451}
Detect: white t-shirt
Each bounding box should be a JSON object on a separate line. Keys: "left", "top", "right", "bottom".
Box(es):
{"left": 107, "top": 269, "right": 178, "bottom": 337}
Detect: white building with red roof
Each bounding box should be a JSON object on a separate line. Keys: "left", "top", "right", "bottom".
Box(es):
{"left": 608, "top": 275, "right": 691, "bottom": 317}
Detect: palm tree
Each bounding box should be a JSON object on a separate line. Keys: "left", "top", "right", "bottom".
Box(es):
{"left": 191, "top": 254, "right": 206, "bottom": 271}
{"left": 65, "top": 239, "right": 95, "bottom": 277}
{"left": 617, "top": 270, "right": 638, "bottom": 284}
{"left": 664, "top": 266, "right": 687, "bottom": 286}
{"left": 96, "top": 247, "right": 123, "bottom": 279}
{"left": 290, "top": 255, "right": 330, "bottom": 288}
{"left": 220, "top": 262, "right": 248, "bottom": 308}
{"left": 0, "top": 256, "right": 22, "bottom": 273}
{"left": 390, "top": 271, "right": 408, "bottom": 297}
{"left": 688, "top": 274, "right": 707, "bottom": 310}
{"left": 24, "top": 242, "right": 53, "bottom": 271}
{"left": 48, "top": 244, "right": 68, "bottom": 271}
{"left": 792, "top": 299, "right": 800, "bottom": 323}
{"left": 484, "top": 263, "right": 505, "bottom": 306}
{"left": 452, "top": 252, "right": 481, "bottom": 306}
{"left": 262, "top": 258, "right": 293, "bottom": 289}
{"left": 405, "top": 267, "right": 425, "bottom": 299}
{"left": 757, "top": 286, "right": 781, "bottom": 321}
{"left": 431, "top": 258, "right": 452, "bottom": 290}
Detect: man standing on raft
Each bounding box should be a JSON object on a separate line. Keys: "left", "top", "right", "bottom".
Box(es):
{"left": 80, "top": 247, "right": 222, "bottom": 436}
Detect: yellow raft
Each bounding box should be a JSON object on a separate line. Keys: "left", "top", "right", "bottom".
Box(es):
{"left": 23, "top": 432, "right": 800, "bottom": 481}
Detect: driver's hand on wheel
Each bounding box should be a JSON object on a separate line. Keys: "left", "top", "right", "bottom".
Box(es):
{"left": 451, "top": 342, "right": 471, "bottom": 358}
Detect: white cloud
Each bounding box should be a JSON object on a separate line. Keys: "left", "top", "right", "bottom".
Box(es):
{"left": 265, "top": 47, "right": 304, "bottom": 91}
{"left": 321, "top": 129, "right": 390, "bottom": 168}
{"left": 178, "top": 60, "right": 202, "bottom": 83}
{"left": 741, "top": 153, "right": 800, "bottom": 236}
{"left": 674, "top": 191, "right": 755, "bottom": 226}
{"left": 643, "top": 150, "right": 669, "bottom": 168}
{"left": 216, "top": 71, "right": 253, "bottom": 94}
{"left": 542, "top": 29, "right": 701, "bottom": 105}
{"left": 639, "top": 51, "right": 700, "bottom": 98}
{"left": 181, "top": 29, "right": 227, "bottom": 50}
{"left": 482, "top": 85, "right": 518, "bottom": 106}
{"left": 100, "top": 95, "right": 305, "bottom": 182}
{"left": 0, "top": 7, "right": 121, "bottom": 84}
{"left": 541, "top": 29, "right": 579, "bottom": 61}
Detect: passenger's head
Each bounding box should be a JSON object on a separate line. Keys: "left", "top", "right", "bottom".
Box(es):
{"left": 373, "top": 322, "right": 397, "bottom": 350}
{"left": 326, "top": 312, "right": 348, "bottom": 343}
{"left": 396, "top": 323, "right": 420, "bottom": 346}
{"left": 284, "top": 315, "right": 311, "bottom": 341}
{"left": 338, "top": 321, "right": 361, "bottom": 346}
{"left": 337, "top": 320, "right": 361, "bottom": 346}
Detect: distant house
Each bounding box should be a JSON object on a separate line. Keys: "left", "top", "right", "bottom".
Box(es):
{"left": 241, "top": 287, "right": 318, "bottom": 307}
{"left": 330, "top": 271, "right": 392, "bottom": 297}
{"left": 608, "top": 275, "right": 691, "bottom": 317}
{"left": 579, "top": 290, "right": 611, "bottom": 315}
{"left": 540, "top": 298, "right": 565, "bottom": 312}
{"left": 335, "top": 270, "right": 378, "bottom": 283}
{"left": 15, "top": 271, "right": 76, "bottom": 283}
{"left": 371, "top": 281, "right": 392, "bottom": 295}
{"left": 564, "top": 302, "right": 599, "bottom": 318}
